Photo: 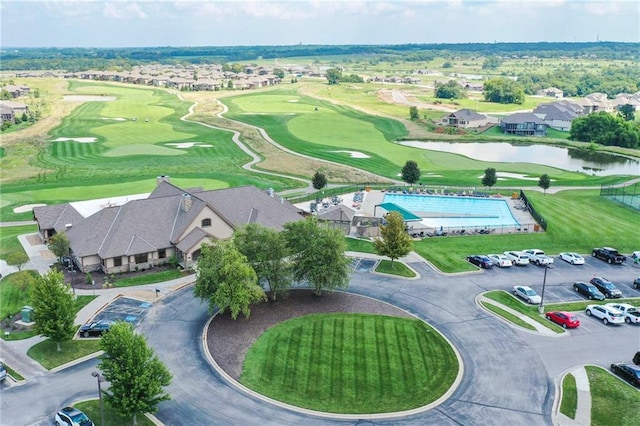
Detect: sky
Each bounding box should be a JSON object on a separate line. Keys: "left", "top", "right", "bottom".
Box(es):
{"left": 1, "top": 0, "right": 638, "bottom": 48}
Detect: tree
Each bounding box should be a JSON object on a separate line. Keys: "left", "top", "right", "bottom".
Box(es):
{"left": 283, "top": 217, "right": 350, "bottom": 296}
{"left": 435, "top": 80, "right": 465, "bottom": 99}
{"left": 29, "top": 270, "right": 76, "bottom": 351}
{"left": 483, "top": 78, "right": 525, "bottom": 104}
{"left": 481, "top": 167, "right": 497, "bottom": 189}
{"left": 234, "top": 224, "right": 293, "bottom": 301}
{"left": 570, "top": 111, "right": 640, "bottom": 149}
{"left": 538, "top": 174, "right": 551, "bottom": 195}
{"left": 6, "top": 251, "right": 29, "bottom": 272}
{"left": 482, "top": 56, "right": 502, "bottom": 70}
{"left": 409, "top": 106, "right": 419, "bottom": 120}
{"left": 273, "top": 68, "right": 285, "bottom": 79}
{"left": 401, "top": 160, "right": 421, "bottom": 185}
{"left": 618, "top": 104, "right": 635, "bottom": 121}
{"left": 99, "top": 322, "right": 172, "bottom": 426}
{"left": 194, "top": 240, "right": 265, "bottom": 319}
{"left": 374, "top": 212, "right": 413, "bottom": 265}
{"left": 311, "top": 171, "right": 327, "bottom": 190}
{"left": 325, "top": 68, "right": 342, "bottom": 85}
{"left": 48, "top": 232, "right": 70, "bottom": 264}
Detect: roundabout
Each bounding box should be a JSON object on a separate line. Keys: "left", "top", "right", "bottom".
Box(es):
{"left": 203, "top": 290, "right": 462, "bottom": 418}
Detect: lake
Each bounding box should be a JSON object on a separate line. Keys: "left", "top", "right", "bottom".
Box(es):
{"left": 399, "top": 141, "right": 640, "bottom": 176}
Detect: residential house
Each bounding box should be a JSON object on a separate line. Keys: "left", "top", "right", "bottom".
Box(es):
{"left": 33, "top": 180, "right": 304, "bottom": 273}
{"left": 536, "top": 87, "right": 564, "bottom": 98}
{"left": 611, "top": 93, "right": 640, "bottom": 112}
{"left": 583, "top": 93, "right": 614, "bottom": 113}
{"left": 500, "top": 112, "right": 547, "bottom": 136}
{"left": 533, "top": 101, "right": 582, "bottom": 131}
{"left": 0, "top": 100, "right": 29, "bottom": 117}
{"left": 441, "top": 109, "right": 491, "bottom": 128}
{"left": 0, "top": 104, "right": 15, "bottom": 123}
{"left": 2, "top": 84, "right": 30, "bottom": 98}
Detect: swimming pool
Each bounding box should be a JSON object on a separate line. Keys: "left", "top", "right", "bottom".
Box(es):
{"left": 383, "top": 193, "right": 520, "bottom": 229}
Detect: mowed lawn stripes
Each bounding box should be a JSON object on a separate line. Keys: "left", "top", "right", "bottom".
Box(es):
{"left": 241, "top": 313, "right": 458, "bottom": 414}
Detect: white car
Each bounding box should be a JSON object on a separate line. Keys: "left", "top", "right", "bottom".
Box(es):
{"left": 523, "top": 249, "right": 554, "bottom": 266}
{"left": 559, "top": 252, "right": 585, "bottom": 265}
{"left": 504, "top": 251, "right": 530, "bottom": 266}
{"left": 585, "top": 304, "right": 625, "bottom": 325}
{"left": 513, "top": 285, "right": 541, "bottom": 304}
{"left": 606, "top": 303, "right": 640, "bottom": 324}
{"left": 487, "top": 254, "right": 513, "bottom": 268}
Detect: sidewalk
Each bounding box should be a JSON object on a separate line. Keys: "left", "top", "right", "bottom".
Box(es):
{"left": 554, "top": 366, "right": 591, "bottom": 426}
{"left": 479, "top": 295, "right": 559, "bottom": 337}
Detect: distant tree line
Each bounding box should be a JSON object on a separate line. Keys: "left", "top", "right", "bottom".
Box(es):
{"left": 2, "top": 42, "right": 638, "bottom": 71}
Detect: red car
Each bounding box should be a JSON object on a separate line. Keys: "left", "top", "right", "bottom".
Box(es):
{"left": 545, "top": 311, "right": 580, "bottom": 329}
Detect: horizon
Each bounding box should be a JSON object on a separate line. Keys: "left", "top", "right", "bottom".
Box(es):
{"left": 1, "top": 0, "right": 638, "bottom": 49}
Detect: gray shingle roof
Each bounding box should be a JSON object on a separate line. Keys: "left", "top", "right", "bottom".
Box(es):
{"left": 33, "top": 204, "right": 84, "bottom": 233}
{"left": 501, "top": 112, "right": 546, "bottom": 125}
{"left": 448, "top": 109, "right": 487, "bottom": 121}
{"left": 533, "top": 103, "right": 580, "bottom": 121}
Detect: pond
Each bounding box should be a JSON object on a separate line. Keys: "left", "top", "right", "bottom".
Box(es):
{"left": 399, "top": 141, "right": 640, "bottom": 176}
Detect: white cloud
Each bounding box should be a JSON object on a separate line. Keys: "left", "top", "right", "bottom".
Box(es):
{"left": 103, "top": 1, "right": 147, "bottom": 19}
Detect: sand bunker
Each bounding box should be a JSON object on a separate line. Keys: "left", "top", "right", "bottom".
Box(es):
{"left": 101, "top": 117, "right": 127, "bottom": 121}
{"left": 166, "top": 142, "right": 213, "bottom": 149}
{"left": 483, "top": 172, "right": 555, "bottom": 181}
{"left": 63, "top": 95, "right": 117, "bottom": 102}
{"left": 287, "top": 99, "right": 299, "bottom": 102}
{"left": 13, "top": 203, "right": 46, "bottom": 213}
{"left": 53, "top": 137, "right": 97, "bottom": 143}
{"left": 332, "top": 150, "right": 371, "bottom": 159}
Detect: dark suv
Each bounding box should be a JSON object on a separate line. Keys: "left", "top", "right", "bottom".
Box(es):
{"left": 590, "top": 276, "right": 622, "bottom": 298}
{"left": 634, "top": 351, "right": 640, "bottom": 366}
{"left": 573, "top": 281, "right": 605, "bottom": 300}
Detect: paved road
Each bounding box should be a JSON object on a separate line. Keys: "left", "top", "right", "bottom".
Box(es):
{"left": 1, "top": 255, "right": 638, "bottom": 425}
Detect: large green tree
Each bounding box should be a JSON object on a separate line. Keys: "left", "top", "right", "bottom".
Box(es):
{"left": 325, "top": 68, "right": 343, "bottom": 85}
{"left": 435, "top": 80, "right": 466, "bottom": 99}
{"left": 234, "top": 224, "right": 293, "bottom": 301}
{"left": 99, "top": 322, "right": 172, "bottom": 426}
{"left": 481, "top": 167, "right": 498, "bottom": 189}
{"left": 48, "top": 232, "right": 70, "bottom": 264}
{"left": 570, "top": 111, "right": 640, "bottom": 149}
{"left": 5, "top": 251, "right": 29, "bottom": 272}
{"left": 30, "top": 270, "right": 76, "bottom": 351}
{"left": 482, "top": 56, "right": 502, "bottom": 70}
{"left": 312, "top": 171, "right": 327, "bottom": 190}
{"left": 618, "top": 104, "right": 635, "bottom": 121}
{"left": 283, "top": 217, "right": 350, "bottom": 296}
{"left": 401, "top": 160, "right": 421, "bottom": 184}
{"left": 374, "top": 212, "right": 413, "bottom": 265}
{"left": 194, "top": 241, "right": 265, "bottom": 319}
{"left": 483, "top": 78, "right": 525, "bottom": 104}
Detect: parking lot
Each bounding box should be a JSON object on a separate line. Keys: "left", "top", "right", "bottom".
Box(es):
{"left": 89, "top": 296, "right": 152, "bottom": 325}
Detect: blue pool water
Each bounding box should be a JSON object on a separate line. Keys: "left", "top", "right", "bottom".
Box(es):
{"left": 383, "top": 193, "right": 520, "bottom": 229}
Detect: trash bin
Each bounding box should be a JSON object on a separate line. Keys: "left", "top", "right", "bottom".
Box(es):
{"left": 533, "top": 224, "right": 540, "bottom": 232}
{"left": 21, "top": 306, "right": 34, "bottom": 323}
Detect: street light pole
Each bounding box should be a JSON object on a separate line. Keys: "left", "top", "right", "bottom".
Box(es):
{"left": 92, "top": 371, "right": 104, "bottom": 426}
{"left": 538, "top": 265, "right": 550, "bottom": 314}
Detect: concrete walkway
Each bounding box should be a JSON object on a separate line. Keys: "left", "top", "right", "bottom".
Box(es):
{"left": 479, "top": 295, "right": 559, "bottom": 337}
{"left": 555, "top": 367, "right": 591, "bottom": 426}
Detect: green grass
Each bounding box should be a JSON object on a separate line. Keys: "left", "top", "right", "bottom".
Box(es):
{"left": 113, "top": 269, "right": 184, "bottom": 287}
{"left": 587, "top": 366, "right": 640, "bottom": 426}
{"left": 560, "top": 372, "right": 578, "bottom": 419}
{"left": 374, "top": 260, "right": 416, "bottom": 277}
{"left": 344, "top": 237, "right": 377, "bottom": 254}
{"left": 74, "top": 400, "right": 156, "bottom": 426}
{"left": 0, "top": 270, "right": 39, "bottom": 319}
{"left": 483, "top": 291, "right": 565, "bottom": 333}
{"left": 480, "top": 301, "right": 537, "bottom": 331}
{"left": 27, "top": 339, "right": 102, "bottom": 370}
{"left": 0, "top": 224, "right": 36, "bottom": 259}
{"left": 241, "top": 313, "right": 458, "bottom": 413}
{"left": 1, "top": 362, "right": 25, "bottom": 381}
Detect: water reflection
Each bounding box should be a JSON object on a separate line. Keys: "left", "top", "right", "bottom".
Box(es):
{"left": 400, "top": 141, "right": 640, "bottom": 176}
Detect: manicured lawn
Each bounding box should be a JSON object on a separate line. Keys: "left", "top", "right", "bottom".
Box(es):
{"left": 375, "top": 260, "right": 416, "bottom": 277}
{"left": 344, "top": 237, "right": 376, "bottom": 254}
{"left": 0, "top": 270, "right": 39, "bottom": 319}
{"left": 113, "top": 269, "right": 184, "bottom": 287}
{"left": 241, "top": 313, "right": 458, "bottom": 413}
{"left": 482, "top": 291, "right": 564, "bottom": 333}
{"left": 560, "top": 372, "right": 577, "bottom": 419}
{"left": 480, "top": 301, "right": 537, "bottom": 331}
{"left": 74, "top": 400, "right": 156, "bottom": 426}
{"left": 28, "top": 339, "right": 102, "bottom": 370}
{"left": 0, "top": 224, "right": 36, "bottom": 259}
{"left": 586, "top": 366, "right": 640, "bottom": 426}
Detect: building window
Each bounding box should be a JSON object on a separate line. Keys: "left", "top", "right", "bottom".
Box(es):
{"left": 158, "top": 249, "right": 166, "bottom": 259}
{"left": 114, "top": 257, "right": 122, "bottom": 267}
{"left": 201, "top": 218, "right": 212, "bottom": 227}
{"left": 134, "top": 253, "right": 148, "bottom": 264}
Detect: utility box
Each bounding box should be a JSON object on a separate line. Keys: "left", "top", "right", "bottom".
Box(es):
{"left": 21, "top": 306, "right": 34, "bottom": 323}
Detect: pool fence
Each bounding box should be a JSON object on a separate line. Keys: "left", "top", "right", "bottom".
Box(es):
{"left": 600, "top": 182, "right": 640, "bottom": 210}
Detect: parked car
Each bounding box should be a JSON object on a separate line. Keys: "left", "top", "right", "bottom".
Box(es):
{"left": 589, "top": 276, "right": 622, "bottom": 298}
{"left": 585, "top": 304, "right": 625, "bottom": 325}
{"left": 54, "top": 406, "right": 94, "bottom": 426}
{"left": 558, "top": 252, "right": 585, "bottom": 265}
{"left": 504, "top": 251, "right": 530, "bottom": 266}
{"left": 487, "top": 254, "right": 513, "bottom": 268}
{"left": 466, "top": 255, "right": 493, "bottom": 269}
{"left": 523, "top": 249, "right": 554, "bottom": 266}
{"left": 573, "top": 281, "right": 605, "bottom": 300}
{"left": 610, "top": 363, "right": 640, "bottom": 388}
{"left": 0, "top": 362, "right": 7, "bottom": 382}
{"left": 634, "top": 351, "right": 640, "bottom": 366}
{"left": 79, "top": 320, "right": 114, "bottom": 337}
{"left": 513, "top": 285, "right": 541, "bottom": 304}
{"left": 606, "top": 303, "right": 640, "bottom": 324}
{"left": 545, "top": 311, "right": 580, "bottom": 329}
{"left": 592, "top": 247, "right": 626, "bottom": 264}
{"left": 634, "top": 277, "right": 640, "bottom": 289}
